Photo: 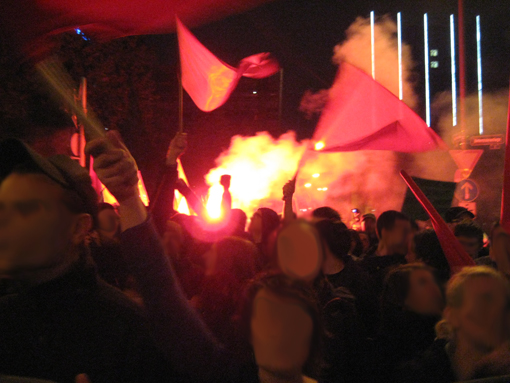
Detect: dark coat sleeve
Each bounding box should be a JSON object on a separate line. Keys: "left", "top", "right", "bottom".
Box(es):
{"left": 150, "top": 164, "right": 178, "bottom": 235}
{"left": 120, "top": 218, "right": 232, "bottom": 382}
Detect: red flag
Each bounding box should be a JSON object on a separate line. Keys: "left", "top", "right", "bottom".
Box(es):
{"left": 312, "top": 62, "right": 446, "bottom": 153}
{"left": 0, "top": 0, "right": 273, "bottom": 58}
{"left": 400, "top": 170, "right": 475, "bottom": 273}
{"left": 501, "top": 85, "right": 510, "bottom": 232}
{"left": 176, "top": 19, "right": 279, "bottom": 112}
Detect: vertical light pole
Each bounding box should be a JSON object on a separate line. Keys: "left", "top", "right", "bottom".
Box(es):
{"left": 424, "top": 13, "right": 431, "bottom": 127}
{"left": 397, "top": 12, "right": 403, "bottom": 100}
{"left": 450, "top": 15, "right": 457, "bottom": 127}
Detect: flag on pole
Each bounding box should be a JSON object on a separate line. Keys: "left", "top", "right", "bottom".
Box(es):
{"left": 400, "top": 170, "right": 475, "bottom": 273}
{"left": 500, "top": 86, "right": 510, "bottom": 232}
{"left": 312, "top": 62, "right": 446, "bottom": 153}
{"left": 176, "top": 18, "right": 279, "bottom": 112}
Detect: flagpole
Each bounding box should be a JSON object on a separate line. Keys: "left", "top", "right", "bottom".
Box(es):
{"left": 178, "top": 73, "right": 184, "bottom": 133}
{"left": 79, "top": 77, "right": 87, "bottom": 168}
{"left": 278, "top": 68, "right": 284, "bottom": 126}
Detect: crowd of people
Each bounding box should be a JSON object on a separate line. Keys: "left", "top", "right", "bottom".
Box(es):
{"left": 1, "top": 130, "right": 510, "bottom": 383}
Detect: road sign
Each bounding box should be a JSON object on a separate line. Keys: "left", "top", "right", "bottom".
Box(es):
{"left": 455, "top": 179, "right": 479, "bottom": 202}
{"left": 470, "top": 134, "right": 504, "bottom": 149}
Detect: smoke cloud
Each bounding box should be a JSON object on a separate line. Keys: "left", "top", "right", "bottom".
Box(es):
{"left": 203, "top": 15, "right": 508, "bottom": 224}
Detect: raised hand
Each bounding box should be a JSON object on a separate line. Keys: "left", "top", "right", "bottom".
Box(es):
{"left": 85, "top": 130, "right": 147, "bottom": 231}
{"left": 166, "top": 132, "right": 188, "bottom": 166}
{"left": 220, "top": 174, "right": 231, "bottom": 190}
{"left": 282, "top": 179, "right": 296, "bottom": 201}
{"left": 85, "top": 130, "right": 139, "bottom": 203}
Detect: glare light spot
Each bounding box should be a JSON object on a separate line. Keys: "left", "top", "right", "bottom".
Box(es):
{"left": 205, "top": 184, "right": 223, "bottom": 220}
{"left": 253, "top": 91, "right": 257, "bottom": 94}
{"left": 323, "top": 187, "right": 328, "bottom": 191}
{"left": 304, "top": 183, "right": 312, "bottom": 188}
{"left": 315, "top": 141, "right": 325, "bottom": 151}
{"left": 312, "top": 173, "right": 320, "bottom": 178}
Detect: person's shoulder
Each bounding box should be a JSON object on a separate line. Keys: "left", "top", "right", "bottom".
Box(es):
{"left": 395, "top": 339, "right": 455, "bottom": 383}
{"left": 94, "top": 279, "right": 144, "bottom": 312}
{"left": 475, "top": 256, "right": 497, "bottom": 269}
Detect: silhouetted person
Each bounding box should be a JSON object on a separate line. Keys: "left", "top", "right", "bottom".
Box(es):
{"left": 360, "top": 210, "right": 411, "bottom": 292}
{"left": 248, "top": 207, "right": 280, "bottom": 271}
{"left": 194, "top": 236, "right": 258, "bottom": 351}
{"left": 454, "top": 220, "right": 484, "bottom": 259}
{"left": 311, "top": 206, "right": 341, "bottom": 222}
{"left": 414, "top": 229, "right": 451, "bottom": 286}
{"left": 398, "top": 266, "right": 510, "bottom": 382}
{"left": 238, "top": 273, "right": 322, "bottom": 383}
{"left": 315, "top": 220, "right": 379, "bottom": 337}
{"left": 0, "top": 139, "right": 171, "bottom": 382}
{"left": 377, "top": 264, "right": 444, "bottom": 380}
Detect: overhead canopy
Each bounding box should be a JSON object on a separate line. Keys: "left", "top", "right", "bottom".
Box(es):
{"left": 0, "top": 0, "right": 274, "bottom": 58}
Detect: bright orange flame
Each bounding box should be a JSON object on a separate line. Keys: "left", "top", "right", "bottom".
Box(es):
{"left": 205, "top": 132, "right": 307, "bottom": 219}
{"left": 315, "top": 141, "right": 325, "bottom": 151}
{"left": 175, "top": 159, "right": 193, "bottom": 215}
{"left": 205, "top": 184, "right": 224, "bottom": 220}
{"left": 204, "top": 131, "right": 404, "bottom": 222}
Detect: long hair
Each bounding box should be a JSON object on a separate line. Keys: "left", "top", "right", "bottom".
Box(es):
{"left": 198, "top": 237, "right": 258, "bottom": 348}
{"left": 435, "top": 266, "right": 510, "bottom": 340}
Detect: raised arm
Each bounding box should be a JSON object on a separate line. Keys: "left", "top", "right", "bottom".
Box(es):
{"left": 150, "top": 132, "right": 187, "bottom": 234}
{"left": 86, "top": 131, "right": 230, "bottom": 382}
{"left": 282, "top": 178, "right": 296, "bottom": 224}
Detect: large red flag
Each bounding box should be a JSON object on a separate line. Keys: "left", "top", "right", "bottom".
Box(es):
{"left": 176, "top": 19, "right": 279, "bottom": 112}
{"left": 0, "top": 0, "right": 273, "bottom": 58}
{"left": 400, "top": 170, "right": 475, "bottom": 273}
{"left": 500, "top": 85, "right": 510, "bottom": 232}
{"left": 312, "top": 62, "right": 446, "bottom": 153}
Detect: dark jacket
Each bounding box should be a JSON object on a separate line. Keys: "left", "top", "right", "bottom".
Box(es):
{"left": 359, "top": 253, "right": 407, "bottom": 294}
{"left": 395, "top": 338, "right": 456, "bottom": 383}
{"left": 0, "top": 259, "right": 173, "bottom": 383}
{"left": 376, "top": 308, "right": 440, "bottom": 380}
{"left": 326, "top": 257, "right": 379, "bottom": 337}
{"left": 120, "top": 217, "right": 230, "bottom": 382}
{"left": 150, "top": 163, "right": 178, "bottom": 235}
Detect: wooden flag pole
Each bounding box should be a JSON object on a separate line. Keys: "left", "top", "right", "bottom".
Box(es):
{"left": 178, "top": 72, "right": 184, "bottom": 133}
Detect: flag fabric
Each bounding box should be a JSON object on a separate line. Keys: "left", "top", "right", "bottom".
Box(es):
{"left": 176, "top": 19, "right": 279, "bottom": 112}
{"left": 400, "top": 170, "right": 475, "bottom": 273}
{"left": 0, "top": 0, "right": 272, "bottom": 59}
{"left": 401, "top": 176, "right": 457, "bottom": 222}
{"left": 500, "top": 86, "right": 510, "bottom": 232}
{"left": 312, "top": 62, "right": 446, "bottom": 153}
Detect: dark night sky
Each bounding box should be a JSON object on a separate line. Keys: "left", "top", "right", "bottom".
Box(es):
{"left": 155, "top": 0, "right": 510, "bottom": 189}
{"left": 2, "top": 0, "right": 509, "bottom": 192}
